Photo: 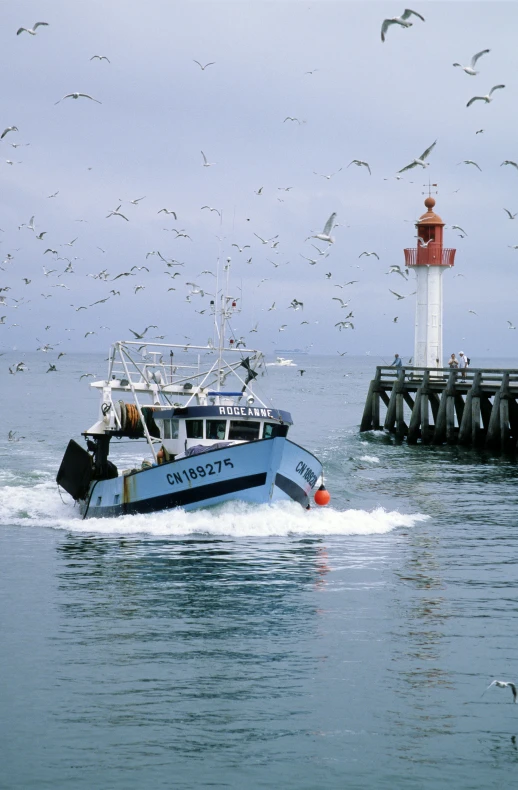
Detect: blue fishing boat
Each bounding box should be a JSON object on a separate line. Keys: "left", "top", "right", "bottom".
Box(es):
{"left": 57, "top": 275, "right": 327, "bottom": 518}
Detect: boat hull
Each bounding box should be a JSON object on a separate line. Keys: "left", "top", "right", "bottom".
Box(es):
{"left": 80, "top": 437, "right": 322, "bottom": 518}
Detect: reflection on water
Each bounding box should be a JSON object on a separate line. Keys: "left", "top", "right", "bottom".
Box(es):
{"left": 390, "top": 524, "right": 456, "bottom": 768}
{"left": 53, "top": 535, "right": 329, "bottom": 764}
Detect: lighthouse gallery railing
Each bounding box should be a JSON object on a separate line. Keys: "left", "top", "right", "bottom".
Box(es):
{"left": 404, "top": 247, "right": 456, "bottom": 267}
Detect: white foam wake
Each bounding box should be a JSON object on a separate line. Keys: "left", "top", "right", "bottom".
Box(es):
{"left": 0, "top": 478, "right": 428, "bottom": 537}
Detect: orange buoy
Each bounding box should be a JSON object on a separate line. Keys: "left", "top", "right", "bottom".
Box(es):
{"left": 314, "top": 484, "right": 331, "bottom": 506}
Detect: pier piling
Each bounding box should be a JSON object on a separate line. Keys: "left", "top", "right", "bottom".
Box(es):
{"left": 360, "top": 366, "right": 518, "bottom": 452}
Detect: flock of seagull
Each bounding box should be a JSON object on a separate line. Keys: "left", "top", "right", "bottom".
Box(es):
{"left": 1, "top": 8, "right": 517, "bottom": 381}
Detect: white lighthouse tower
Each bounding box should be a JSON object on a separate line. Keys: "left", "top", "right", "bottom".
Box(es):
{"left": 404, "top": 196, "right": 456, "bottom": 369}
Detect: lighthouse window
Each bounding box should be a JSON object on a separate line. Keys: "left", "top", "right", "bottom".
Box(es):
{"left": 263, "top": 422, "right": 289, "bottom": 439}
{"left": 228, "top": 420, "right": 260, "bottom": 441}
{"left": 186, "top": 419, "right": 204, "bottom": 439}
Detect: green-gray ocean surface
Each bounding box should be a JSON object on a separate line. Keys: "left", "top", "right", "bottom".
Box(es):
{"left": 2, "top": 354, "right": 518, "bottom": 789}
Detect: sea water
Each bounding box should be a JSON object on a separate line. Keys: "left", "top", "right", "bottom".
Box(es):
{"left": 1, "top": 354, "right": 518, "bottom": 789}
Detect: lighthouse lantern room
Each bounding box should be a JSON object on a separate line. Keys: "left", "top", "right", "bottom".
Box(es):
{"left": 404, "top": 197, "right": 456, "bottom": 369}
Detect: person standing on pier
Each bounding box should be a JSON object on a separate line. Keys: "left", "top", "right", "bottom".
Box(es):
{"left": 449, "top": 353, "right": 458, "bottom": 369}
{"left": 458, "top": 351, "right": 468, "bottom": 378}
{"left": 390, "top": 353, "right": 402, "bottom": 368}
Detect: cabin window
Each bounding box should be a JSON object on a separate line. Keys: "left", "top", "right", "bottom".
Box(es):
{"left": 207, "top": 420, "right": 227, "bottom": 440}
{"left": 163, "top": 419, "right": 179, "bottom": 440}
{"left": 228, "top": 420, "right": 260, "bottom": 441}
{"left": 263, "top": 422, "right": 289, "bottom": 438}
{"left": 186, "top": 419, "right": 204, "bottom": 439}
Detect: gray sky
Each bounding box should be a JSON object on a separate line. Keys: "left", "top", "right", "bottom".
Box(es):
{"left": 2, "top": 1, "right": 518, "bottom": 359}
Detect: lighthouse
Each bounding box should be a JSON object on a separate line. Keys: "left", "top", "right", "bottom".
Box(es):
{"left": 404, "top": 196, "right": 456, "bottom": 369}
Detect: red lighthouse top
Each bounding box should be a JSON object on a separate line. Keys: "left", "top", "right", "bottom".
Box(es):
{"left": 404, "top": 196, "right": 456, "bottom": 268}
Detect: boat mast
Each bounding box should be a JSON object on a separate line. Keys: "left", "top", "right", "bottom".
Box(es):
{"left": 215, "top": 256, "right": 231, "bottom": 404}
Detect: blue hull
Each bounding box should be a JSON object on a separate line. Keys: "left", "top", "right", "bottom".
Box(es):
{"left": 81, "top": 437, "right": 322, "bottom": 519}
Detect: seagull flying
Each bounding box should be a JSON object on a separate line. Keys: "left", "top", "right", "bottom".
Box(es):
{"left": 457, "top": 160, "right": 482, "bottom": 171}
{"left": 90, "top": 55, "right": 110, "bottom": 62}
{"left": 201, "top": 151, "right": 215, "bottom": 167}
{"left": 389, "top": 289, "right": 407, "bottom": 300}
{"left": 484, "top": 680, "right": 517, "bottom": 703}
{"left": 387, "top": 264, "right": 408, "bottom": 279}
{"left": 193, "top": 60, "right": 215, "bottom": 70}
{"left": 55, "top": 93, "right": 102, "bottom": 105}
{"left": 348, "top": 160, "right": 371, "bottom": 175}
{"left": 398, "top": 140, "right": 436, "bottom": 173}
{"left": 507, "top": 321, "right": 516, "bottom": 330}
{"left": 311, "top": 244, "right": 330, "bottom": 257}
{"left": 359, "top": 251, "right": 379, "bottom": 259}
{"left": 129, "top": 326, "right": 157, "bottom": 340}
{"left": 17, "top": 22, "right": 49, "bottom": 36}
{"left": 453, "top": 49, "right": 490, "bottom": 76}
{"left": 254, "top": 233, "right": 278, "bottom": 245}
{"left": 467, "top": 85, "right": 505, "bottom": 107}
{"left": 504, "top": 209, "right": 518, "bottom": 220}
{"left": 381, "top": 9, "right": 425, "bottom": 42}
{"left": 106, "top": 205, "right": 129, "bottom": 221}
{"left": 313, "top": 169, "right": 342, "bottom": 180}
{"left": 313, "top": 212, "right": 337, "bottom": 244}
{"left": 501, "top": 160, "right": 518, "bottom": 170}
{"left": 1, "top": 126, "right": 18, "bottom": 139}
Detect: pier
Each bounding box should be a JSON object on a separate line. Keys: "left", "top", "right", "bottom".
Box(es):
{"left": 360, "top": 366, "right": 518, "bottom": 451}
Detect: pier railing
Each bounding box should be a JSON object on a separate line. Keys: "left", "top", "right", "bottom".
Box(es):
{"left": 360, "top": 366, "right": 518, "bottom": 451}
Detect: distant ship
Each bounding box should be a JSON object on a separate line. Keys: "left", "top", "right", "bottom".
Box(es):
{"left": 266, "top": 357, "right": 297, "bottom": 367}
